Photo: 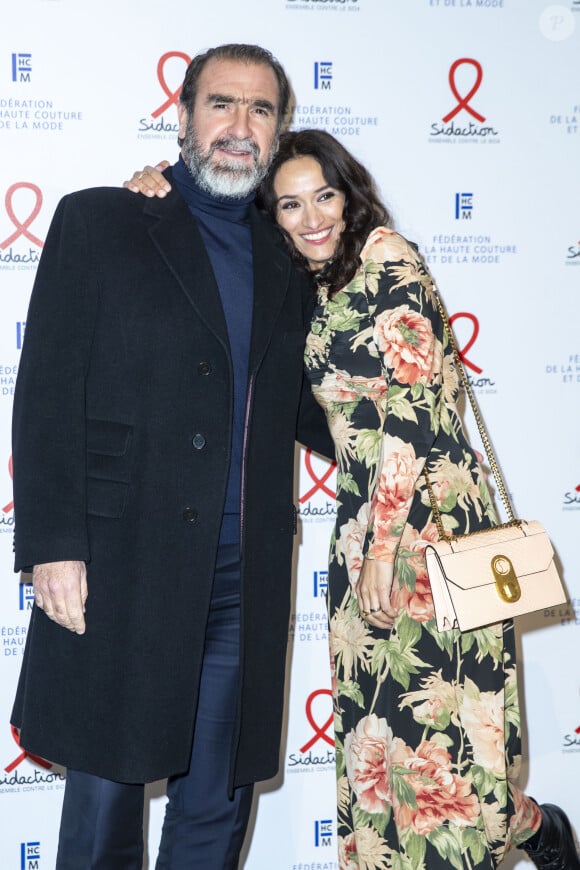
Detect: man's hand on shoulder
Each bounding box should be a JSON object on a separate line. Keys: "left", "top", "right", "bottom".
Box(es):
{"left": 33, "top": 560, "right": 88, "bottom": 634}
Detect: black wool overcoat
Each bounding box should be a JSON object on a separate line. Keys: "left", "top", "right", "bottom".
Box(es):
{"left": 11, "top": 174, "right": 331, "bottom": 786}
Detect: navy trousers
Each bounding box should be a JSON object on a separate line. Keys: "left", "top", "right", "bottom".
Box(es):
{"left": 56, "top": 545, "right": 254, "bottom": 869}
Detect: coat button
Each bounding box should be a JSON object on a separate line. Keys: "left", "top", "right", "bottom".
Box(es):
{"left": 182, "top": 507, "right": 198, "bottom": 524}
{"left": 192, "top": 433, "right": 206, "bottom": 450}
{"left": 198, "top": 361, "right": 211, "bottom": 375}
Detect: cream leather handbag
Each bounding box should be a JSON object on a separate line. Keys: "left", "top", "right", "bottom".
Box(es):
{"left": 423, "top": 293, "right": 566, "bottom": 633}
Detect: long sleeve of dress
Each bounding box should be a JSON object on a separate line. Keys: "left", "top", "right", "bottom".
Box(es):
{"left": 362, "top": 229, "right": 446, "bottom": 564}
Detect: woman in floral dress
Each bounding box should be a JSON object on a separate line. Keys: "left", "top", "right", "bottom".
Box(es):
{"left": 128, "top": 131, "right": 577, "bottom": 870}
{"left": 259, "top": 130, "right": 577, "bottom": 870}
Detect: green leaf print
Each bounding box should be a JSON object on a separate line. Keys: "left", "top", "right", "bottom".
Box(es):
{"left": 327, "top": 399, "right": 359, "bottom": 421}
{"left": 461, "top": 628, "right": 503, "bottom": 665}
{"left": 396, "top": 555, "right": 417, "bottom": 594}
{"left": 338, "top": 679, "right": 365, "bottom": 708}
{"left": 471, "top": 764, "right": 498, "bottom": 798}
{"left": 356, "top": 429, "right": 382, "bottom": 468}
{"left": 372, "top": 809, "right": 392, "bottom": 839}
{"left": 335, "top": 742, "right": 346, "bottom": 778}
{"left": 400, "top": 829, "right": 427, "bottom": 870}
{"left": 427, "top": 825, "right": 464, "bottom": 870}
{"left": 336, "top": 471, "right": 361, "bottom": 496}
{"left": 327, "top": 294, "right": 367, "bottom": 333}
{"left": 391, "top": 766, "right": 419, "bottom": 810}
{"left": 462, "top": 825, "right": 487, "bottom": 865}
{"left": 371, "top": 637, "right": 426, "bottom": 690}
{"left": 396, "top": 611, "right": 423, "bottom": 650}
{"left": 425, "top": 622, "right": 457, "bottom": 657}
{"left": 431, "top": 731, "right": 455, "bottom": 750}
{"left": 398, "top": 320, "right": 421, "bottom": 348}
{"left": 410, "top": 382, "right": 424, "bottom": 401}
{"left": 347, "top": 268, "right": 371, "bottom": 297}
{"left": 361, "top": 260, "right": 385, "bottom": 297}
{"left": 386, "top": 386, "right": 418, "bottom": 424}
{"left": 493, "top": 777, "right": 507, "bottom": 809}
{"left": 440, "top": 513, "right": 460, "bottom": 533}
{"left": 436, "top": 489, "right": 458, "bottom": 514}
{"left": 352, "top": 804, "right": 392, "bottom": 837}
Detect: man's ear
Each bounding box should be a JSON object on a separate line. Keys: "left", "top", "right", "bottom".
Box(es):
{"left": 177, "top": 102, "right": 188, "bottom": 141}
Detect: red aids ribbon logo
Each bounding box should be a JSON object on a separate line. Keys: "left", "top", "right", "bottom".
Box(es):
{"left": 442, "top": 58, "right": 486, "bottom": 124}
{"left": 1, "top": 182, "right": 44, "bottom": 249}
{"left": 2, "top": 456, "right": 13, "bottom": 514}
{"left": 299, "top": 689, "right": 334, "bottom": 753}
{"left": 449, "top": 311, "right": 483, "bottom": 375}
{"left": 300, "top": 449, "right": 337, "bottom": 503}
{"left": 152, "top": 51, "right": 192, "bottom": 118}
{"left": 4, "top": 725, "right": 52, "bottom": 773}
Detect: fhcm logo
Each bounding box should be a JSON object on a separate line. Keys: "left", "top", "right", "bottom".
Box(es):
{"left": 314, "top": 819, "right": 333, "bottom": 847}
{"left": 314, "top": 62, "right": 333, "bottom": 90}
{"left": 12, "top": 54, "right": 31, "bottom": 83}
{"left": 21, "top": 841, "right": 40, "bottom": 869}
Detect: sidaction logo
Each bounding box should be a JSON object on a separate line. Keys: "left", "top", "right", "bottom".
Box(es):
{"left": 287, "top": 689, "right": 335, "bottom": 771}
{"left": 298, "top": 449, "right": 337, "bottom": 523}
{"left": 138, "top": 51, "right": 190, "bottom": 137}
{"left": 448, "top": 311, "right": 497, "bottom": 393}
{"left": 562, "top": 724, "right": 580, "bottom": 753}
{"left": 0, "top": 182, "right": 44, "bottom": 269}
{"left": 430, "top": 58, "right": 499, "bottom": 141}
{"left": 563, "top": 484, "right": 580, "bottom": 510}
{"left": 1, "top": 726, "right": 65, "bottom": 792}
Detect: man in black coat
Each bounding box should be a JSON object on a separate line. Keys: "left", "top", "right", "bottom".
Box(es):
{"left": 11, "top": 43, "right": 332, "bottom": 869}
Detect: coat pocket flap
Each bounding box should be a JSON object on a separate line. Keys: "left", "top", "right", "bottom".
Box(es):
{"left": 87, "top": 478, "right": 128, "bottom": 518}
{"left": 87, "top": 419, "right": 133, "bottom": 457}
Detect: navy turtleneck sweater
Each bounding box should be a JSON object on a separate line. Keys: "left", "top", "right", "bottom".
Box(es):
{"left": 173, "top": 156, "right": 254, "bottom": 546}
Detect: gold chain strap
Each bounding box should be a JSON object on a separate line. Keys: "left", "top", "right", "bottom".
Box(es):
{"left": 423, "top": 291, "right": 520, "bottom": 540}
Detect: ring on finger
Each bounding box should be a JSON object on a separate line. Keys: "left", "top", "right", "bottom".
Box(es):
{"left": 137, "top": 171, "right": 147, "bottom": 180}
{"left": 369, "top": 606, "right": 382, "bottom": 613}
{"left": 361, "top": 609, "right": 370, "bottom": 617}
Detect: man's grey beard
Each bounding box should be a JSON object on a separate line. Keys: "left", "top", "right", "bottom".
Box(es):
{"left": 182, "top": 116, "right": 277, "bottom": 199}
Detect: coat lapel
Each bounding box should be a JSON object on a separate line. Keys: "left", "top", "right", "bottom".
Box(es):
{"left": 249, "top": 207, "right": 293, "bottom": 374}
{"left": 142, "top": 186, "right": 293, "bottom": 367}
{"left": 143, "top": 187, "right": 229, "bottom": 350}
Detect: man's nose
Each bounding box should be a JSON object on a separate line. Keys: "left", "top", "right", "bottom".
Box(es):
{"left": 227, "top": 106, "right": 252, "bottom": 141}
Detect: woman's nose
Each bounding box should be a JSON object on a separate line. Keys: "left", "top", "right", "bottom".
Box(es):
{"left": 303, "top": 204, "right": 324, "bottom": 229}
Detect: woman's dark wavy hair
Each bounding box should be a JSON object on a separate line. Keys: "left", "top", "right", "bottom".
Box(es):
{"left": 258, "top": 129, "right": 393, "bottom": 295}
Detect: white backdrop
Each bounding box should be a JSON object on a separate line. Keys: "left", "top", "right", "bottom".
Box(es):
{"left": 1, "top": 1, "right": 579, "bottom": 868}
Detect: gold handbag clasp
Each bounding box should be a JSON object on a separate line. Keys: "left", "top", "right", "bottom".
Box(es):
{"left": 491, "top": 555, "right": 521, "bottom": 603}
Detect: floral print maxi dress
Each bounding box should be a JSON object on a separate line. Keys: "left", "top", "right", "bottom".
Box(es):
{"left": 304, "top": 228, "right": 540, "bottom": 870}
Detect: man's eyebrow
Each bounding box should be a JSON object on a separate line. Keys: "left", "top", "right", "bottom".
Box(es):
{"left": 206, "top": 93, "right": 276, "bottom": 113}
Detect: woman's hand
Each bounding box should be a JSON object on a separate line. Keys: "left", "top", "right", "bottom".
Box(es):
{"left": 356, "top": 558, "right": 398, "bottom": 629}
{"left": 123, "top": 161, "right": 172, "bottom": 197}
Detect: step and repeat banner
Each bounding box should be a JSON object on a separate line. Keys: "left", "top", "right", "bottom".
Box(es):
{"left": 1, "top": 1, "right": 579, "bottom": 867}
